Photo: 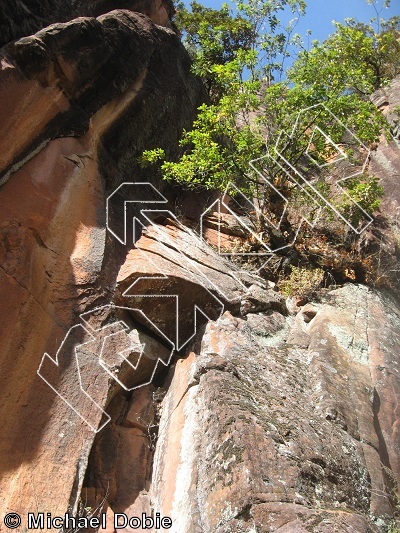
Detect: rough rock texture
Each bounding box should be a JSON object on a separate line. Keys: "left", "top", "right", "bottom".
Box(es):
{"left": 0, "top": 0, "right": 176, "bottom": 47}
{"left": 116, "top": 219, "right": 261, "bottom": 349}
{"left": 0, "top": 10, "right": 203, "bottom": 189}
{"left": 0, "top": 10, "right": 205, "bottom": 520}
{"left": 201, "top": 211, "right": 250, "bottom": 252}
{"left": 152, "top": 285, "right": 400, "bottom": 532}
{"left": 370, "top": 76, "right": 400, "bottom": 217}
{"left": 368, "top": 76, "right": 400, "bottom": 300}
{"left": 0, "top": 7, "right": 399, "bottom": 533}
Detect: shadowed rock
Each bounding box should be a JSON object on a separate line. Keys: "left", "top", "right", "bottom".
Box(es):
{"left": 0, "top": 0, "right": 176, "bottom": 47}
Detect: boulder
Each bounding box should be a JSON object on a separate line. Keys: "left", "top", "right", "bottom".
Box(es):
{"left": 151, "top": 285, "right": 400, "bottom": 531}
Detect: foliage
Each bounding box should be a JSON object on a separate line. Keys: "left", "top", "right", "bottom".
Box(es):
{"left": 174, "top": 1, "right": 255, "bottom": 100}
{"left": 141, "top": 0, "right": 398, "bottom": 202}
{"left": 138, "top": 0, "right": 400, "bottom": 297}
{"left": 259, "top": 4, "right": 399, "bottom": 161}
{"left": 289, "top": 17, "right": 400, "bottom": 94}
{"left": 143, "top": 101, "right": 264, "bottom": 191}
{"left": 261, "top": 15, "right": 398, "bottom": 149}
{"left": 175, "top": 0, "right": 307, "bottom": 90}
{"left": 341, "top": 175, "right": 383, "bottom": 226}
{"left": 141, "top": 0, "right": 307, "bottom": 191}
{"left": 279, "top": 266, "right": 325, "bottom": 300}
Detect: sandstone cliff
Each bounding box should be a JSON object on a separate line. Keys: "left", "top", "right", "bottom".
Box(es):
{"left": 0, "top": 5, "right": 399, "bottom": 533}
{"left": 0, "top": 0, "right": 175, "bottom": 47}
{"left": 0, "top": 7, "right": 205, "bottom": 524}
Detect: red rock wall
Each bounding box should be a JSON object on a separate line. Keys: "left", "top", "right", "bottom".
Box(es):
{"left": 0, "top": 10, "right": 205, "bottom": 519}
{"left": 0, "top": 8, "right": 399, "bottom": 533}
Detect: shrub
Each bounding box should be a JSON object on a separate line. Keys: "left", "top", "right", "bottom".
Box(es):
{"left": 280, "top": 266, "right": 325, "bottom": 300}
{"left": 341, "top": 175, "right": 383, "bottom": 227}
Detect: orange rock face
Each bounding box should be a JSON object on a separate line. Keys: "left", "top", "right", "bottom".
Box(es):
{"left": 0, "top": 4, "right": 399, "bottom": 532}
{"left": 152, "top": 286, "right": 400, "bottom": 531}
{"left": 0, "top": 8, "right": 205, "bottom": 521}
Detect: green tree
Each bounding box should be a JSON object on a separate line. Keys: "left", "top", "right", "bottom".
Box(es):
{"left": 175, "top": 0, "right": 306, "bottom": 95}
{"left": 257, "top": 8, "right": 397, "bottom": 222}
{"left": 174, "top": 1, "right": 255, "bottom": 100}
{"left": 141, "top": 0, "right": 397, "bottom": 212}
{"left": 141, "top": 0, "right": 307, "bottom": 191}
{"left": 262, "top": 12, "right": 400, "bottom": 147}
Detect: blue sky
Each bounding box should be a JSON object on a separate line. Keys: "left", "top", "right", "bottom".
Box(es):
{"left": 286, "top": 0, "right": 399, "bottom": 43}
{"left": 183, "top": 0, "right": 400, "bottom": 45}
